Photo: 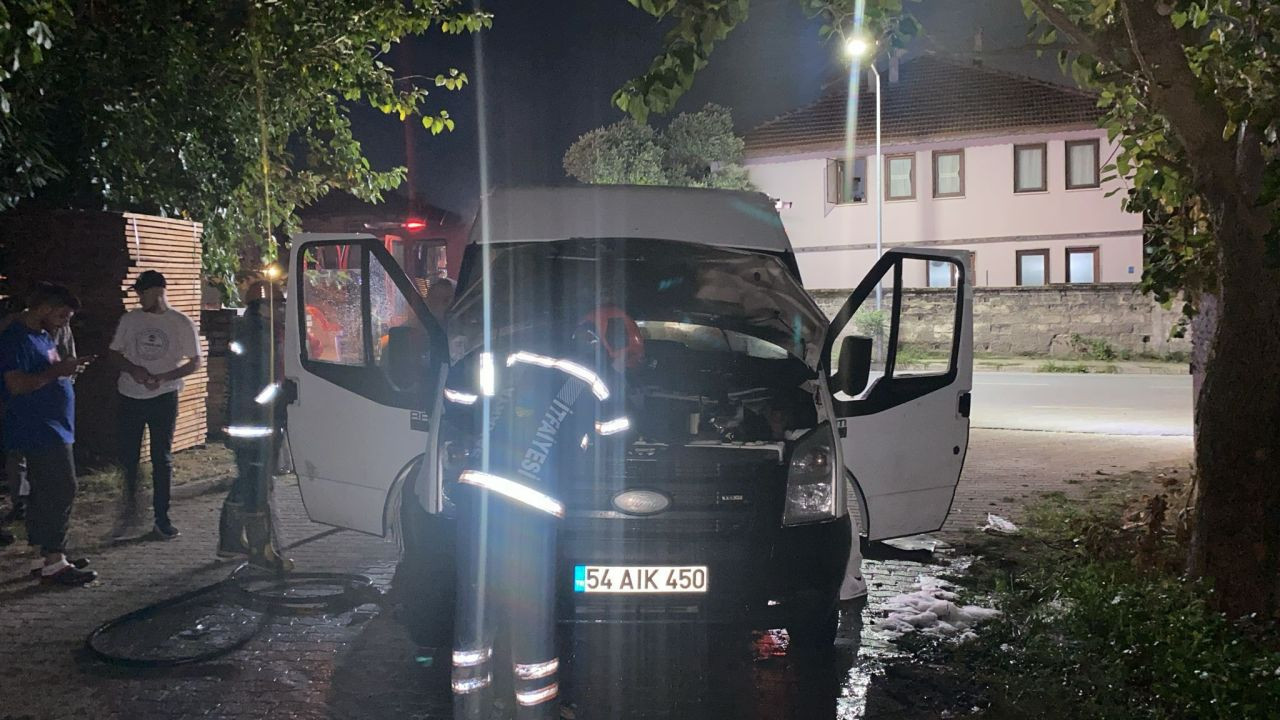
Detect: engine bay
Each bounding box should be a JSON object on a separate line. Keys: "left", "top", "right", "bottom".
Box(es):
{"left": 621, "top": 337, "right": 817, "bottom": 445}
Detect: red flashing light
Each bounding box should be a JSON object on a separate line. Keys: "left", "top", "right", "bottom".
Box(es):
{"left": 402, "top": 218, "right": 428, "bottom": 232}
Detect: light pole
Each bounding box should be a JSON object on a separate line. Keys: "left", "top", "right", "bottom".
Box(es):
{"left": 845, "top": 37, "right": 883, "bottom": 311}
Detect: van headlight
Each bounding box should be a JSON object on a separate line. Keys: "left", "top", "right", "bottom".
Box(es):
{"left": 782, "top": 424, "right": 839, "bottom": 526}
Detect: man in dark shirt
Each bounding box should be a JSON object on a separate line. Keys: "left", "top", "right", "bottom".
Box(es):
{"left": 0, "top": 283, "right": 96, "bottom": 585}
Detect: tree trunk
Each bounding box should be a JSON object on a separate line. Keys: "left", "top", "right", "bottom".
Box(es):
{"left": 1189, "top": 293, "right": 1217, "bottom": 417}
{"left": 1188, "top": 210, "right": 1280, "bottom": 618}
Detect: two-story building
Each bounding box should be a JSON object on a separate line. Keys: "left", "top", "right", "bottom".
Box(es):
{"left": 744, "top": 56, "right": 1142, "bottom": 290}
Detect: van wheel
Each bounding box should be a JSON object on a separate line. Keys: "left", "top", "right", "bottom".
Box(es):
{"left": 787, "top": 607, "right": 838, "bottom": 657}
{"left": 392, "top": 477, "right": 455, "bottom": 648}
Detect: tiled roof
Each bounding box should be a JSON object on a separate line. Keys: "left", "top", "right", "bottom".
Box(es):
{"left": 744, "top": 56, "right": 1102, "bottom": 157}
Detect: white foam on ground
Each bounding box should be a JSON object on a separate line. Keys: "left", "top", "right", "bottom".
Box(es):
{"left": 981, "top": 514, "right": 1019, "bottom": 535}
{"left": 873, "top": 576, "right": 1000, "bottom": 640}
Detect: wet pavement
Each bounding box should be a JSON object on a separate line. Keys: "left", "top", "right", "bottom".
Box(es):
{"left": 0, "top": 485, "right": 955, "bottom": 720}
{"left": 0, "top": 428, "right": 1191, "bottom": 719}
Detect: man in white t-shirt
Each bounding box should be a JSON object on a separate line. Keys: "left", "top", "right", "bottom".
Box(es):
{"left": 109, "top": 271, "right": 202, "bottom": 539}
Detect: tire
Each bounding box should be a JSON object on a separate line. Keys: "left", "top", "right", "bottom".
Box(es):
{"left": 392, "top": 474, "right": 456, "bottom": 648}
{"left": 787, "top": 606, "right": 838, "bottom": 656}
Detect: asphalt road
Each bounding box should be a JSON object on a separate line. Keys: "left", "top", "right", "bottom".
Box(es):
{"left": 970, "top": 372, "right": 1193, "bottom": 436}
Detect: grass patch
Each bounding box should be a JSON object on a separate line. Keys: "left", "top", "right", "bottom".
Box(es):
{"left": 1038, "top": 360, "right": 1092, "bottom": 373}
{"left": 1069, "top": 333, "right": 1119, "bottom": 361}
{"left": 77, "top": 466, "right": 125, "bottom": 496}
{"left": 946, "top": 476, "right": 1280, "bottom": 719}
{"left": 895, "top": 343, "right": 947, "bottom": 367}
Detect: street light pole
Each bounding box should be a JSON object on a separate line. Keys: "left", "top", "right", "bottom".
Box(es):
{"left": 846, "top": 37, "right": 885, "bottom": 312}
{"left": 870, "top": 62, "right": 882, "bottom": 311}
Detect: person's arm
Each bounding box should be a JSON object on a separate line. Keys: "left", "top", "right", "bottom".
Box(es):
{"left": 109, "top": 349, "right": 153, "bottom": 385}
{"left": 154, "top": 355, "right": 201, "bottom": 382}
{"left": 108, "top": 314, "right": 153, "bottom": 384}
{"left": 3, "top": 360, "right": 78, "bottom": 396}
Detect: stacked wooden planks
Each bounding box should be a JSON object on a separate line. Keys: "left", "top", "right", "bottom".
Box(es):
{"left": 200, "top": 308, "right": 235, "bottom": 439}
{"left": 121, "top": 213, "right": 209, "bottom": 454}
{"left": 0, "top": 210, "right": 208, "bottom": 463}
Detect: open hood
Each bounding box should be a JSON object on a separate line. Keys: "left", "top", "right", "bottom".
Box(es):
{"left": 448, "top": 238, "right": 826, "bottom": 369}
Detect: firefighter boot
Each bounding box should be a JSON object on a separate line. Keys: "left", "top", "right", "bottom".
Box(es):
{"left": 216, "top": 500, "right": 250, "bottom": 559}
{"left": 243, "top": 511, "right": 293, "bottom": 573}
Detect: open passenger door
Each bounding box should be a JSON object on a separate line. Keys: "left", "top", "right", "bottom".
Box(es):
{"left": 822, "top": 249, "right": 972, "bottom": 540}
{"left": 284, "top": 234, "right": 448, "bottom": 535}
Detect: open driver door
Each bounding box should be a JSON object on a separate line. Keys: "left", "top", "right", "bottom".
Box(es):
{"left": 822, "top": 249, "right": 973, "bottom": 540}
{"left": 283, "top": 233, "right": 447, "bottom": 535}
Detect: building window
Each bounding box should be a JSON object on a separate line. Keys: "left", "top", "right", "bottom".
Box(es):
{"left": 1016, "top": 249, "right": 1050, "bottom": 286}
{"left": 825, "top": 157, "right": 867, "bottom": 204}
{"left": 1066, "top": 246, "right": 1100, "bottom": 283}
{"left": 1014, "top": 143, "right": 1048, "bottom": 193}
{"left": 932, "top": 150, "right": 964, "bottom": 198}
{"left": 927, "top": 260, "right": 955, "bottom": 287}
{"left": 1066, "top": 139, "right": 1100, "bottom": 189}
{"left": 885, "top": 154, "right": 916, "bottom": 200}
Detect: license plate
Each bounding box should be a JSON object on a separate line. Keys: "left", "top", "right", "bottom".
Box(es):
{"left": 573, "top": 565, "right": 708, "bottom": 594}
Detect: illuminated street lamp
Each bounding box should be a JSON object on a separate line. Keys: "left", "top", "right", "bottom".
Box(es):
{"left": 844, "top": 36, "right": 871, "bottom": 58}
{"left": 844, "top": 35, "right": 883, "bottom": 311}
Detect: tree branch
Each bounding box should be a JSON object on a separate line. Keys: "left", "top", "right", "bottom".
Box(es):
{"left": 1115, "top": 0, "right": 1238, "bottom": 197}
{"left": 1024, "top": 0, "right": 1108, "bottom": 59}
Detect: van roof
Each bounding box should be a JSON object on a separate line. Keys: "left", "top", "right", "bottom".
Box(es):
{"left": 470, "top": 186, "right": 792, "bottom": 253}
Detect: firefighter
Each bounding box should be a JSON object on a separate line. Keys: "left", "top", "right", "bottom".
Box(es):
{"left": 217, "top": 281, "right": 291, "bottom": 572}
{"left": 451, "top": 305, "right": 643, "bottom": 720}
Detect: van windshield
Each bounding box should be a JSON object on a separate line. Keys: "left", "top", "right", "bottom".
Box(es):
{"left": 447, "top": 238, "right": 825, "bottom": 368}
{"left": 638, "top": 321, "right": 790, "bottom": 360}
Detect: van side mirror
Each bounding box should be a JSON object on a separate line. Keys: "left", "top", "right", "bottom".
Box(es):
{"left": 835, "top": 335, "right": 873, "bottom": 397}
{"left": 385, "top": 325, "right": 429, "bottom": 392}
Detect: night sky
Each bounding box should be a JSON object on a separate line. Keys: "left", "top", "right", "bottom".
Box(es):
{"left": 350, "top": 0, "right": 1062, "bottom": 216}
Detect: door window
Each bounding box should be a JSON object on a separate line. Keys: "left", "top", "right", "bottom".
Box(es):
{"left": 301, "top": 245, "right": 365, "bottom": 366}
{"left": 824, "top": 252, "right": 965, "bottom": 412}
{"left": 893, "top": 258, "right": 958, "bottom": 378}
{"left": 296, "top": 240, "right": 442, "bottom": 408}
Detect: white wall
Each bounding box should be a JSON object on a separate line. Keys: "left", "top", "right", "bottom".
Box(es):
{"left": 747, "top": 128, "right": 1144, "bottom": 289}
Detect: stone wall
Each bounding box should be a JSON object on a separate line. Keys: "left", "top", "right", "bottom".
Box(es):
{"left": 810, "top": 284, "right": 1191, "bottom": 358}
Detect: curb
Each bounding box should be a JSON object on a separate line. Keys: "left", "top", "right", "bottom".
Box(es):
{"left": 908, "top": 361, "right": 1189, "bottom": 376}
{"left": 974, "top": 364, "right": 1188, "bottom": 376}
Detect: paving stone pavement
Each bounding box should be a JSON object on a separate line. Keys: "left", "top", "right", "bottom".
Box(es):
{"left": 0, "top": 428, "right": 1191, "bottom": 719}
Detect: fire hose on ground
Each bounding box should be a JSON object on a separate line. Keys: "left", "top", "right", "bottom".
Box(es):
{"left": 84, "top": 528, "right": 382, "bottom": 668}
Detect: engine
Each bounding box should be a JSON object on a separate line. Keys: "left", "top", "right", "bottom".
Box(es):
{"left": 626, "top": 338, "right": 818, "bottom": 445}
